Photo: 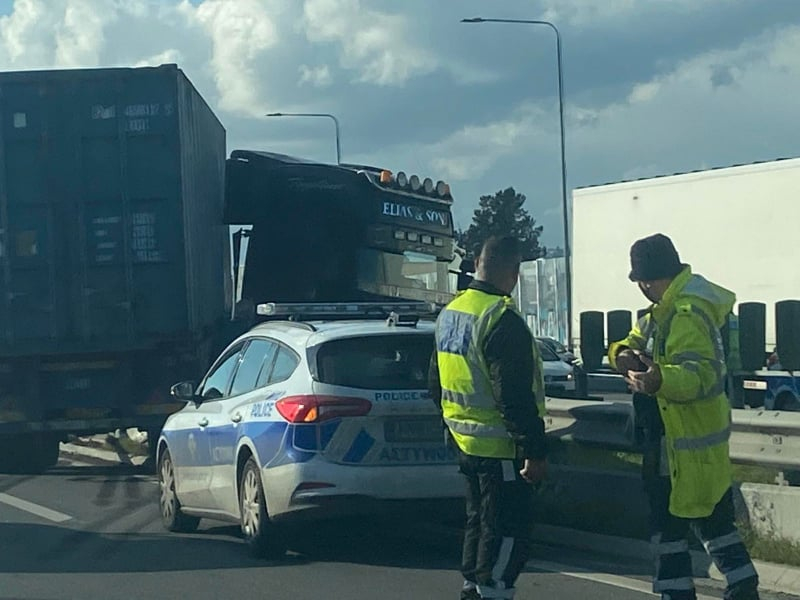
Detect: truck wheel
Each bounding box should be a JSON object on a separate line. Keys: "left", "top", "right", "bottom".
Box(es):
{"left": 158, "top": 448, "right": 200, "bottom": 533}
{"left": 37, "top": 436, "right": 60, "bottom": 469}
{"left": 142, "top": 428, "right": 160, "bottom": 474}
{"left": 0, "top": 435, "right": 59, "bottom": 474}
{"left": 776, "top": 392, "right": 800, "bottom": 412}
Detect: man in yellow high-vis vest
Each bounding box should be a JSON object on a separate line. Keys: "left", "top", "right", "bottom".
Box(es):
{"left": 429, "top": 236, "right": 547, "bottom": 600}
{"left": 611, "top": 233, "right": 759, "bottom": 600}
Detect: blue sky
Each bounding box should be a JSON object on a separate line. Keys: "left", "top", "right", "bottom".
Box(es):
{"left": 0, "top": 0, "right": 798, "bottom": 246}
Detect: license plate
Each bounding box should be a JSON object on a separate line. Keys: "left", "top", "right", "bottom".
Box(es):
{"left": 743, "top": 380, "right": 767, "bottom": 390}
{"left": 384, "top": 418, "right": 443, "bottom": 443}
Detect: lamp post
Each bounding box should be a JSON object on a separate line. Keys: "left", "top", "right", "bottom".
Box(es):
{"left": 265, "top": 112, "right": 342, "bottom": 165}
{"left": 461, "top": 17, "right": 573, "bottom": 348}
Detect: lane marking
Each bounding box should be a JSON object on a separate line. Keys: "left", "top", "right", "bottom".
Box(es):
{"left": 0, "top": 492, "right": 73, "bottom": 523}
{"left": 531, "top": 559, "right": 718, "bottom": 600}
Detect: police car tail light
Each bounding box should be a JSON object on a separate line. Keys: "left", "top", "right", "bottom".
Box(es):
{"left": 276, "top": 394, "right": 372, "bottom": 423}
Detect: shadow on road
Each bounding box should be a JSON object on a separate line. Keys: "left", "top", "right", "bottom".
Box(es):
{"left": 0, "top": 461, "right": 664, "bottom": 581}
{"left": 0, "top": 511, "right": 466, "bottom": 575}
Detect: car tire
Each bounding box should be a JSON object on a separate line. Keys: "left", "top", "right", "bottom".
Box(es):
{"left": 158, "top": 448, "right": 200, "bottom": 533}
{"left": 239, "top": 456, "right": 286, "bottom": 559}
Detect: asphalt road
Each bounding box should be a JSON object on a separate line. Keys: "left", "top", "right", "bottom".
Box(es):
{"left": 0, "top": 454, "right": 793, "bottom": 600}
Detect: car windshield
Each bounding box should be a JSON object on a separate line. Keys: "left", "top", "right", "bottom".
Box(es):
{"left": 315, "top": 334, "right": 433, "bottom": 389}
{"left": 357, "top": 249, "right": 455, "bottom": 304}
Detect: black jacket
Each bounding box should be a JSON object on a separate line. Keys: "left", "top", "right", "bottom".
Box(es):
{"left": 429, "top": 280, "right": 547, "bottom": 459}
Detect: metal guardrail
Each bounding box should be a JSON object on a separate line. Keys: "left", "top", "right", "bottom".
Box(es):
{"left": 544, "top": 398, "right": 800, "bottom": 472}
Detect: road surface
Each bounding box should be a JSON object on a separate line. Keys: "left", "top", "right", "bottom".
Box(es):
{"left": 0, "top": 454, "right": 793, "bottom": 600}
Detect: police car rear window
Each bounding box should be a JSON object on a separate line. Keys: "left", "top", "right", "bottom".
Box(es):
{"left": 315, "top": 334, "right": 433, "bottom": 390}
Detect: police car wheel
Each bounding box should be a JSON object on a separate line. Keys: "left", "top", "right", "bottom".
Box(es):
{"left": 239, "top": 457, "right": 286, "bottom": 559}
{"left": 158, "top": 448, "right": 200, "bottom": 533}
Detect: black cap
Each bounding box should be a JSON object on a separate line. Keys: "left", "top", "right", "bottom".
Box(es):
{"left": 628, "top": 233, "right": 683, "bottom": 282}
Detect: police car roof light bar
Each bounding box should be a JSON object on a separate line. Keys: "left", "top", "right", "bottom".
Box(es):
{"left": 256, "top": 301, "right": 439, "bottom": 319}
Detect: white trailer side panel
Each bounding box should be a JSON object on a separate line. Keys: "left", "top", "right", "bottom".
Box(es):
{"left": 571, "top": 158, "right": 800, "bottom": 348}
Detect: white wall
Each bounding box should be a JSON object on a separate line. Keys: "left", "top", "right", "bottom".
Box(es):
{"left": 572, "top": 158, "right": 800, "bottom": 347}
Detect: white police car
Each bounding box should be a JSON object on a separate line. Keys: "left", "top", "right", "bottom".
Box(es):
{"left": 537, "top": 338, "right": 576, "bottom": 393}
{"left": 156, "top": 302, "right": 461, "bottom": 557}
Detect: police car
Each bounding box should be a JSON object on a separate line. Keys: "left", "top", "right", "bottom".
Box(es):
{"left": 156, "top": 302, "right": 461, "bottom": 557}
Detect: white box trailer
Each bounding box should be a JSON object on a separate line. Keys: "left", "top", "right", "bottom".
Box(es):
{"left": 571, "top": 157, "right": 800, "bottom": 349}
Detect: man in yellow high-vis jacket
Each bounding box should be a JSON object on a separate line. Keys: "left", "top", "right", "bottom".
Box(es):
{"left": 611, "top": 233, "right": 759, "bottom": 600}
{"left": 429, "top": 235, "right": 547, "bottom": 600}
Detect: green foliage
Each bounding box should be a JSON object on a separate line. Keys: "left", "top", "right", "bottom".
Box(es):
{"left": 457, "top": 187, "right": 545, "bottom": 260}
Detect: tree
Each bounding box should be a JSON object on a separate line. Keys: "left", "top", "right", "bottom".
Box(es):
{"left": 457, "top": 187, "right": 545, "bottom": 260}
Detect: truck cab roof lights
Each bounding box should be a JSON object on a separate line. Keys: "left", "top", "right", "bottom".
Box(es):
{"left": 396, "top": 171, "right": 408, "bottom": 187}
{"left": 256, "top": 301, "right": 439, "bottom": 319}
{"left": 379, "top": 170, "right": 393, "bottom": 184}
{"left": 409, "top": 175, "right": 421, "bottom": 191}
{"left": 436, "top": 181, "right": 450, "bottom": 196}
{"left": 423, "top": 178, "right": 434, "bottom": 194}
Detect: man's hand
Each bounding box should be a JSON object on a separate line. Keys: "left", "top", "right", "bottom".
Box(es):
{"left": 615, "top": 349, "right": 645, "bottom": 375}
{"left": 624, "top": 354, "right": 662, "bottom": 395}
{"left": 520, "top": 458, "right": 547, "bottom": 484}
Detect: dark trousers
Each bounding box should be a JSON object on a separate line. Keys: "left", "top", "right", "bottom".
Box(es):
{"left": 648, "top": 477, "right": 759, "bottom": 599}
{"left": 458, "top": 449, "right": 534, "bottom": 599}
{"left": 634, "top": 393, "right": 759, "bottom": 599}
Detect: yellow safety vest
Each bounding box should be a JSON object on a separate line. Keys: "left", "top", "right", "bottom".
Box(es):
{"left": 610, "top": 266, "right": 734, "bottom": 518}
{"left": 435, "top": 287, "right": 545, "bottom": 459}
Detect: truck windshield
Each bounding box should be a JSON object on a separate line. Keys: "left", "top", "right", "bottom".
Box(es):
{"left": 357, "top": 249, "right": 455, "bottom": 304}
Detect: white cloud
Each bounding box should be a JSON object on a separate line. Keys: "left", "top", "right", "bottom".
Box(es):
{"left": 539, "top": 0, "right": 708, "bottom": 26}
{"left": 180, "top": 0, "right": 283, "bottom": 116}
{"left": 134, "top": 49, "right": 184, "bottom": 68}
{"left": 628, "top": 81, "right": 660, "bottom": 104}
{"left": 428, "top": 105, "right": 552, "bottom": 181}
{"left": 299, "top": 64, "right": 332, "bottom": 87}
{"left": 419, "top": 24, "right": 800, "bottom": 188}
{"left": 54, "top": 0, "right": 114, "bottom": 67}
{"left": 301, "top": 0, "right": 438, "bottom": 85}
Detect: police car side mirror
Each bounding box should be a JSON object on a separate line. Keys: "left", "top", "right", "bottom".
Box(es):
{"left": 171, "top": 381, "right": 198, "bottom": 403}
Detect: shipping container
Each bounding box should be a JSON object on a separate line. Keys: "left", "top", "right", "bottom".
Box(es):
{"left": 0, "top": 64, "right": 229, "bottom": 357}
{"left": 0, "top": 65, "right": 229, "bottom": 471}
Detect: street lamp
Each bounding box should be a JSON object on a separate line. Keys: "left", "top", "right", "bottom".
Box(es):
{"left": 461, "top": 17, "right": 573, "bottom": 348}
{"left": 265, "top": 112, "right": 342, "bottom": 164}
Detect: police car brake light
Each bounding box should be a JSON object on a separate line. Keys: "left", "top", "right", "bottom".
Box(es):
{"left": 275, "top": 395, "right": 372, "bottom": 423}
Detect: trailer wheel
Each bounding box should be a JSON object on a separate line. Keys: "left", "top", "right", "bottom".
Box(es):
{"left": 776, "top": 391, "right": 800, "bottom": 412}
{"left": 0, "top": 434, "right": 59, "bottom": 474}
